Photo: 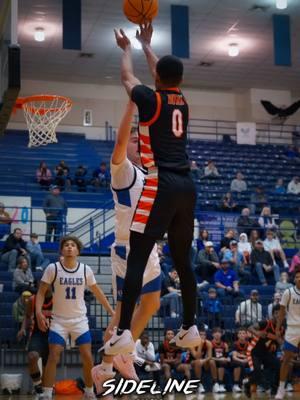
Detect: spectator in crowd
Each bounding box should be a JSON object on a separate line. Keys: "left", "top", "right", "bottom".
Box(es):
{"left": 91, "top": 162, "right": 110, "bottom": 189}
{"left": 237, "top": 207, "right": 259, "bottom": 236}
{"left": 287, "top": 176, "right": 300, "bottom": 195}
{"left": 13, "top": 257, "right": 36, "bottom": 294}
{"left": 231, "top": 328, "right": 249, "bottom": 393}
{"left": 275, "top": 271, "right": 293, "bottom": 295}
{"left": 250, "top": 239, "right": 280, "bottom": 285}
{"left": 43, "top": 185, "right": 68, "bottom": 242}
{"left": 193, "top": 329, "right": 213, "bottom": 393}
{"left": 258, "top": 207, "right": 278, "bottom": 236}
{"left": 263, "top": 230, "right": 289, "bottom": 268}
{"left": 204, "top": 160, "right": 220, "bottom": 178}
{"left": 196, "top": 229, "right": 210, "bottom": 251}
{"left": 36, "top": 161, "right": 52, "bottom": 189}
{"left": 54, "top": 161, "right": 71, "bottom": 191}
{"left": 235, "top": 289, "right": 262, "bottom": 326}
{"left": 220, "top": 229, "right": 236, "bottom": 253}
{"left": 26, "top": 233, "right": 49, "bottom": 271}
{"left": 289, "top": 250, "right": 300, "bottom": 273}
{"left": 190, "top": 160, "right": 201, "bottom": 180}
{"left": 74, "top": 165, "right": 87, "bottom": 192}
{"left": 196, "top": 241, "right": 220, "bottom": 283}
{"left": 223, "top": 239, "right": 251, "bottom": 284}
{"left": 250, "top": 186, "right": 268, "bottom": 214}
{"left": 1, "top": 228, "right": 30, "bottom": 271}
{"left": 274, "top": 178, "right": 286, "bottom": 195}
{"left": 12, "top": 290, "right": 32, "bottom": 327}
{"left": 55, "top": 160, "right": 70, "bottom": 175}
{"left": 214, "top": 259, "right": 243, "bottom": 298}
{"left": 135, "top": 332, "right": 160, "bottom": 384}
{"left": 210, "top": 327, "right": 230, "bottom": 393}
{"left": 158, "top": 330, "right": 182, "bottom": 383}
{"left": 221, "top": 192, "right": 237, "bottom": 212}
{"left": 238, "top": 233, "right": 252, "bottom": 264}
{"left": 160, "top": 268, "right": 181, "bottom": 318}
{"left": 0, "top": 201, "right": 12, "bottom": 239}
{"left": 267, "top": 291, "right": 282, "bottom": 318}
{"left": 203, "top": 287, "right": 222, "bottom": 329}
{"left": 285, "top": 145, "right": 298, "bottom": 160}
{"left": 230, "top": 172, "right": 247, "bottom": 193}
{"left": 249, "top": 229, "right": 260, "bottom": 249}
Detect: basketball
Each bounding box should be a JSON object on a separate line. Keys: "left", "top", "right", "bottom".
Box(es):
{"left": 123, "top": 0, "right": 158, "bottom": 24}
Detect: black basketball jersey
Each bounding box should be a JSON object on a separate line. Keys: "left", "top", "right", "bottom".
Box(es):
{"left": 131, "top": 85, "right": 190, "bottom": 172}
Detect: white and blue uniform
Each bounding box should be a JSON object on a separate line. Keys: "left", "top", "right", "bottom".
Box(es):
{"left": 111, "top": 158, "right": 161, "bottom": 301}
{"left": 41, "top": 261, "right": 96, "bottom": 346}
{"left": 281, "top": 286, "right": 300, "bottom": 351}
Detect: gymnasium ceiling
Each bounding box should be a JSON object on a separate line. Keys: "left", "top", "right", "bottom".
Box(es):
{"left": 13, "top": 0, "right": 300, "bottom": 91}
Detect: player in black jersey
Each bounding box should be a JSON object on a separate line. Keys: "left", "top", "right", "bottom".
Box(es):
{"left": 103, "top": 23, "right": 200, "bottom": 355}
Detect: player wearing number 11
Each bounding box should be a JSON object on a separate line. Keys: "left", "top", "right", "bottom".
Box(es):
{"left": 103, "top": 23, "right": 200, "bottom": 356}
{"left": 36, "top": 236, "right": 114, "bottom": 400}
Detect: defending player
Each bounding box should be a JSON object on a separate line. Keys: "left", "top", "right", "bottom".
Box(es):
{"left": 36, "top": 236, "right": 114, "bottom": 400}
{"left": 275, "top": 266, "right": 300, "bottom": 400}
{"left": 92, "top": 101, "right": 161, "bottom": 394}
{"left": 103, "top": 22, "right": 200, "bottom": 356}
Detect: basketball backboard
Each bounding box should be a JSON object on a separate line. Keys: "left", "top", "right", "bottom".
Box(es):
{"left": 0, "top": 0, "right": 20, "bottom": 134}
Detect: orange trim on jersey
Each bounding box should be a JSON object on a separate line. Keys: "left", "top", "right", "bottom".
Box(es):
{"left": 140, "top": 134, "right": 151, "bottom": 145}
{"left": 139, "top": 92, "right": 162, "bottom": 127}
{"left": 141, "top": 189, "right": 157, "bottom": 199}
{"left": 140, "top": 145, "right": 153, "bottom": 154}
{"left": 133, "top": 213, "right": 149, "bottom": 224}
{"left": 136, "top": 201, "right": 153, "bottom": 211}
{"left": 164, "top": 87, "right": 180, "bottom": 92}
{"left": 144, "top": 178, "right": 158, "bottom": 187}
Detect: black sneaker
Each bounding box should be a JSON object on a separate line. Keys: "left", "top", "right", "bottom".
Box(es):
{"left": 34, "top": 385, "right": 43, "bottom": 395}
{"left": 243, "top": 378, "right": 251, "bottom": 398}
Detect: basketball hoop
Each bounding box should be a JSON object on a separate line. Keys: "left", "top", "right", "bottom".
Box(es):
{"left": 15, "top": 95, "right": 72, "bottom": 147}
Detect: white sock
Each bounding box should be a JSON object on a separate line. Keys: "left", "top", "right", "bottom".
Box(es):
{"left": 84, "top": 386, "right": 94, "bottom": 394}
{"left": 33, "top": 380, "right": 42, "bottom": 386}
{"left": 101, "top": 361, "right": 113, "bottom": 373}
{"left": 279, "top": 381, "right": 285, "bottom": 390}
{"left": 42, "top": 387, "right": 53, "bottom": 397}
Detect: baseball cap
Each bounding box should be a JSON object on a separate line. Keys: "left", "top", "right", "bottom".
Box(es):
{"left": 230, "top": 240, "right": 238, "bottom": 245}
{"left": 255, "top": 239, "right": 263, "bottom": 244}
{"left": 221, "top": 258, "right": 229, "bottom": 264}
{"left": 208, "top": 287, "right": 217, "bottom": 293}
{"left": 251, "top": 289, "right": 259, "bottom": 295}
{"left": 22, "top": 291, "right": 32, "bottom": 297}
{"left": 205, "top": 241, "right": 214, "bottom": 247}
{"left": 49, "top": 184, "right": 59, "bottom": 190}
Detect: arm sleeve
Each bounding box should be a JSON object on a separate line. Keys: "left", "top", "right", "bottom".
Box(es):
{"left": 131, "top": 85, "right": 157, "bottom": 123}
{"left": 145, "top": 342, "right": 156, "bottom": 362}
{"left": 280, "top": 289, "right": 290, "bottom": 307}
{"left": 86, "top": 265, "right": 97, "bottom": 287}
{"left": 41, "top": 264, "right": 56, "bottom": 285}
{"left": 110, "top": 158, "right": 135, "bottom": 189}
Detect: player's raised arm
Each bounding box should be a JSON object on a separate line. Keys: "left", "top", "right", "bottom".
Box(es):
{"left": 114, "top": 29, "right": 141, "bottom": 96}
{"left": 136, "top": 22, "right": 158, "bottom": 80}
{"left": 111, "top": 101, "right": 136, "bottom": 165}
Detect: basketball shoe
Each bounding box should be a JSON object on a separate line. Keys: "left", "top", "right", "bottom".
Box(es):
{"left": 169, "top": 325, "right": 202, "bottom": 348}
{"left": 113, "top": 353, "right": 139, "bottom": 381}
{"left": 102, "top": 329, "right": 135, "bottom": 356}
{"left": 91, "top": 364, "right": 115, "bottom": 396}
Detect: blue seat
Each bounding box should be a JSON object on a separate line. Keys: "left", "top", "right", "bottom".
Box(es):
{"left": 0, "top": 303, "right": 12, "bottom": 315}
{"left": 0, "top": 292, "right": 18, "bottom": 302}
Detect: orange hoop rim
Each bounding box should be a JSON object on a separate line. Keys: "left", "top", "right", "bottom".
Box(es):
{"left": 14, "top": 94, "right": 73, "bottom": 114}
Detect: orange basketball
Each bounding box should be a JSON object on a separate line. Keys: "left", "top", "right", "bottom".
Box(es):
{"left": 123, "top": 0, "right": 159, "bottom": 24}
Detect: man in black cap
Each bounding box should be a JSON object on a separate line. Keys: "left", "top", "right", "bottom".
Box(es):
{"left": 43, "top": 185, "right": 68, "bottom": 242}
{"left": 250, "top": 239, "right": 280, "bottom": 285}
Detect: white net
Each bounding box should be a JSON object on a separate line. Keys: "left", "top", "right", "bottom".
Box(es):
{"left": 22, "top": 95, "right": 72, "bottom": 147}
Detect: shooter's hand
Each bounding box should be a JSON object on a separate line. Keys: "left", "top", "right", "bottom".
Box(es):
{"left": 136, "top": 22, "right": 153, "bottom": 47}
{"left": 114, "top": 29, "right": 131, "bottom": 51}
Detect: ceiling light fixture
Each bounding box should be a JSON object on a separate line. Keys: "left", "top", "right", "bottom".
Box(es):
{"left": 276, "top": 0, "right": 288, "bottom": 9}
{"left": 228, "top": 43, "right": 239, "bottom": 57}
{"left": 34, "top": 27, "right": 45, "bottom": 42}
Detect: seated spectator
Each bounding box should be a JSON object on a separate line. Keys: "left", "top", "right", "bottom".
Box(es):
{"left": 258, "top": 206, "right": 278, "bottom": 236}
{"left": 203, "top": 287, "right": 222, "bottom": 329}
{"left": 274, "top": 178, "right": 286, "bottom": 195}
{"left": 285, "top": 145, "right": 298, "bottom": 160}
{"left": 289, "top": 250, "right": 300, "bottom": 273}
{"left": 54, "top": 166, "right": 71, "bottom": 191}
{"left": 190, "top": 160, "right": 201, "bottom": 180}
{"left": 231, "top": 328, "right": 249, "bottom": 392}
{"left": 1, "top": 228, "right": 30, "bottom": 271}
{"left": 135, "top": 332, "right": 160, "bottom": 385}
{"left": 196, "top": 229, "right": 210, "bottom": 251}
{"left": 237, "top": 207, "right": 259, "bottom": 236}
{"left": 287, "top": 176, "right": 300, "bottom": 195}
{"left": 235, "top": 289, "right": 262, "bottom": 326}
{"left": 275, "top": 271, "right": 293, "bottom": 295}
{"left": 214, "top": 259, "right": 243, "bottom": 298}
{"left": 267, "top": 291, "right": 282, "bottom": 318}
{"left": 238, "top": 233, "right": 252, "bottom": 264}
{"left": 204, "top": 160, "right": 220, "bottom": 178}
{"left": 250, "top": 186, "right": 268, "bottom": 214}
{"left": 0, "top": 202, "right": 12, "bottom": 239}
{"left": 221, "top": 192, "right": 237, "bottom": 212}
{"left": 249, "top": 229, "right": 260, "bottom": 249}
{"left": 26, "top": 233, "right": 49, "bottom": 271}
{"left": 193, "top": 329, "right": 213, "bottom": 393}
{"left": 210, "top": 327, "right": 230, "bottom": 393}
{"left": 12, "top": 290, "right": 32, "bottom": 327}
{"left": 158, "top": 330, "right": 182, "bottom": 383}
{"left": 74, "top": 165, "right": 87, "bottom": 192}
{"left": 250, "top": 239, "right": 280, "bottom": 285}
{"left": 230, "top": 172, "right": 247, "bottom": 193}
{"left": 263, "top": 230, "right": 289, "bottom": 268}
{"left": 220, "top": 229, "right": 236, "bottom": 253}
{"left": 13, "top": 257, "right": 36, "bottom": 294}
{"left": 160, "top": 269, "right": 181, "bottom": 318}
{"left": 91, "top": 162, "right": 110, "bottom": 189}
{"left": 55, "top": 160, "right": 70, "bottom": 175}
{"left": 224, "top": 239, "right": 251, "bottom": 284}
{"left": 36, "top": 161, "right": 52, "bottom": 189}
{"left": 195, "top": 241, "right": 220, "bottom": 283}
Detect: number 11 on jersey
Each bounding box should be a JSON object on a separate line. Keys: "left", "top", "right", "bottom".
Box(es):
{"left": 65, "top": 287, "right": 76, "bottom": 299}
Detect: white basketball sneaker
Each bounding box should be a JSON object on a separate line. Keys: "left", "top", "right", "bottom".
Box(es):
{"left": 169, "top": 325, "right": 202, "bottom": 348}
{"left": 91, "top": 364, "right": 115, "bottom": 396}
{"left": 102, "top": 329, "right": 135, "bottom": 356}
{"left": 275, "top": 386, "right": 286, "bottom": 400}
{"left": 113, "top": 353, "right": 139, "bottom": 381}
